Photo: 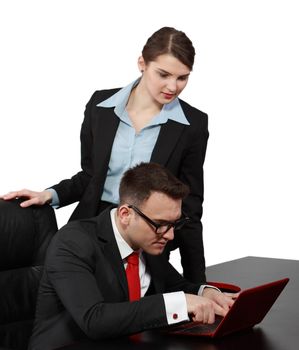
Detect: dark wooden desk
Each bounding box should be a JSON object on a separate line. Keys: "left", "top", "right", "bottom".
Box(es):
{"left": 61, "top": 256, "right": 299, "bottom": 350}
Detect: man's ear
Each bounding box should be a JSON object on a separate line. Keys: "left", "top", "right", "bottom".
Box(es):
{"left": 117, "top": 205, "right": 131, "bottom": 225}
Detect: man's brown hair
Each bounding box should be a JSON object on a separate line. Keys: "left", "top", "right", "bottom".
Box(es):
{"left": 119, "top": 162, "right": 189, "bottom": 206}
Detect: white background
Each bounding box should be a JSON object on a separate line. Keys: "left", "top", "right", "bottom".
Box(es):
{"left": 1, "top": 0, "right": 298, "bottom": 272}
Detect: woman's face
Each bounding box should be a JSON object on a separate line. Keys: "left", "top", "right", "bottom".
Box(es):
{"left": 138, "top": 54, "right": 191, "bottom": 106}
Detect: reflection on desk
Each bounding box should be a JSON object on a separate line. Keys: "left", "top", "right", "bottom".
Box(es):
{"left": 59, "top": 327, "right": 274, "bottom": 350}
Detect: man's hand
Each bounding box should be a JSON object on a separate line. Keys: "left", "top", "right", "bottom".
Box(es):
{"left": 0, "top": 189, "right": 52, "bottom": 207}
{"left": 202, "top": 288, "right": 239, "bottom": 317}
{"left": 185, "top": 294, "right": 217, "bottom": 324}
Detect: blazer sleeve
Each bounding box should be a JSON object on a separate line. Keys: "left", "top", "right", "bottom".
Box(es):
{"left": 174, "top": 104, "right": 209, "bottom": 283}
{"left": 50, "top": 92, "right": 104, "bottom": 207}
{"left": 46, "top": 227, "right": 168, "bottom": 340}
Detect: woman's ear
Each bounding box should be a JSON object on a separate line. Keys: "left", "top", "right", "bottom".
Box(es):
{"left": 138, "top": 56, "right": 145, "bottom": 73}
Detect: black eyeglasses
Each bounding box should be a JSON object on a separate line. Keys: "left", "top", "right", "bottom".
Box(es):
{"left": 128, "top": 204, "right": 190, "bottom": 235}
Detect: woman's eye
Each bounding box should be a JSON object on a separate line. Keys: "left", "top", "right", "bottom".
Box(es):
{"left": 158, "top": 72, "right": 168, "bottom": 78}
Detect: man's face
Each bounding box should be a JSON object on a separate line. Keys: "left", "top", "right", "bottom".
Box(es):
{"left": 121, "top": 192, "right": 182, "bottom": 255}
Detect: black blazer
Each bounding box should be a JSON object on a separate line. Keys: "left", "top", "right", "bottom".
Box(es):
{"left": 51, "top": 89, "right": 209, "bottom": 282}
{"left": 28, "top": 209, "right": 202, "bottom": 350}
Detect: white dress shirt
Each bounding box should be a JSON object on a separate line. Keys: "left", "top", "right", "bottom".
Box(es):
{"left": 110, "top": 208, "right": 188, "bottom": 324}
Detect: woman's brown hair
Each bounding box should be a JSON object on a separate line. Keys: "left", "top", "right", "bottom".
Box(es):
{"left": 142, "top": 27, "right": 195, "bottom": 70}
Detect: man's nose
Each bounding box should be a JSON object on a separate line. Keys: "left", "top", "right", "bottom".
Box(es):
{"left": 163, "top": 227, "right": 175, "bottom": 241}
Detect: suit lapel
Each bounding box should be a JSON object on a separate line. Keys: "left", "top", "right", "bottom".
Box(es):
{"left": 93, "top": 107, "right": 120, "bottom": 176}
{"left": 96, "top": 210, "right": 128, "bottom": 298}
{"left": 151, "top": 120, "right": 185, "bottom": 165}
{"left": 103, "top": 241, "right": 128, "bottom": 298}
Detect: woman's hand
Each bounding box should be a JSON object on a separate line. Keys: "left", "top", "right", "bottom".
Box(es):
{"left": 0, "top": 189, "right": 52, "bottom": 207}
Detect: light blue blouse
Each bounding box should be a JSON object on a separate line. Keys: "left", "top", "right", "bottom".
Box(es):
{"left": 98, "top": 79, "right": 189, "bottom": 204}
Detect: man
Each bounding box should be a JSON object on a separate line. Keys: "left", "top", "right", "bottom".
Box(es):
{"left": 29, "top": 163, "right": 236, "bottom": 350}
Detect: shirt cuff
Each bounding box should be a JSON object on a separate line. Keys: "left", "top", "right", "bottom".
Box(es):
{"left": 163, "top": 291, "right": 189, "bottom": 325}
{"left": 198, "top": 284, "right": 221, "bottom": 296}
{"left": 46, "top": 188, "right": 60, "bottom": 208}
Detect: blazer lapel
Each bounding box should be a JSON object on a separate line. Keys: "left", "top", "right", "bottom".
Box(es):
{"left": 103, "top": 241, "right": 128, "bottom": 298}
{"left": 151, "top": 120, "right": 185, "bottom": 165}
{"left": 96, "top": 210, "right": 128, "bottom": 298}
{"left": 93, "top": 107, "right": 120, "bottom": 176}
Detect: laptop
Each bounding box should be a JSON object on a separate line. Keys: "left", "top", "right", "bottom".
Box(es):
{"left": 164, "top": 277, "right": 289, "bottom": 338}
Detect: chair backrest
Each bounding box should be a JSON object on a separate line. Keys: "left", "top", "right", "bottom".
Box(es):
{"left": 0, "top": 199, "right": 57, "bottom": 350}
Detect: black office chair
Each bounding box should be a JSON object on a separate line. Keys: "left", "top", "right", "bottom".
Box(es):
{"left": 0, "top": 199, "right": 58, "bottom": 350}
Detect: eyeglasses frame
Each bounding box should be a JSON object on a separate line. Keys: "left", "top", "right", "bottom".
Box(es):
{"left": 128, "top": 204, "right": 190, "bottom": 235}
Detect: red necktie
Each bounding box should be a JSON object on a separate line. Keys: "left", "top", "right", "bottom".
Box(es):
{"left": 125, "top": 252, "right": 141, "bottom": 301}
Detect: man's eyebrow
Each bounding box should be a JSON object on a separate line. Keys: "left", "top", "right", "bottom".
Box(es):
{"left": 153, "top": 215, "right": 182, "bottom": 224}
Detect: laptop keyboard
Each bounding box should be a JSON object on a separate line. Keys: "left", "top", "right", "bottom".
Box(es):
{"left": 170, "top": 316, "right": 223, "bottom": 335}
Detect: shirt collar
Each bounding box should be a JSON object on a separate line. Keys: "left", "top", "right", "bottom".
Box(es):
{"left": 97, "top": 78, "right": 190, "bottom": 126}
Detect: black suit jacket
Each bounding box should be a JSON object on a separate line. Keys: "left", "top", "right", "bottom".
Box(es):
{"left": 51, "top": 89, "right": 209, "bottom": 282}
{"left": 28, "top": 209, "right": 202, "bottom": 350}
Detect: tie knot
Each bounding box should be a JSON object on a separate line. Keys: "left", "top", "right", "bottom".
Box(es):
{"left": 127, "top": 252, "right": 139, "bottom": 265}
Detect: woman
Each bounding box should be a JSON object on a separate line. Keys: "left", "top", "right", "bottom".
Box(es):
{"left": 2, "top": 27, "right": 209, "bottom": 283}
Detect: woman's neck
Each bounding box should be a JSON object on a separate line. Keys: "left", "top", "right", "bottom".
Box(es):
{"left": 126, "top": 83, "right": 162, "bottom": 133}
